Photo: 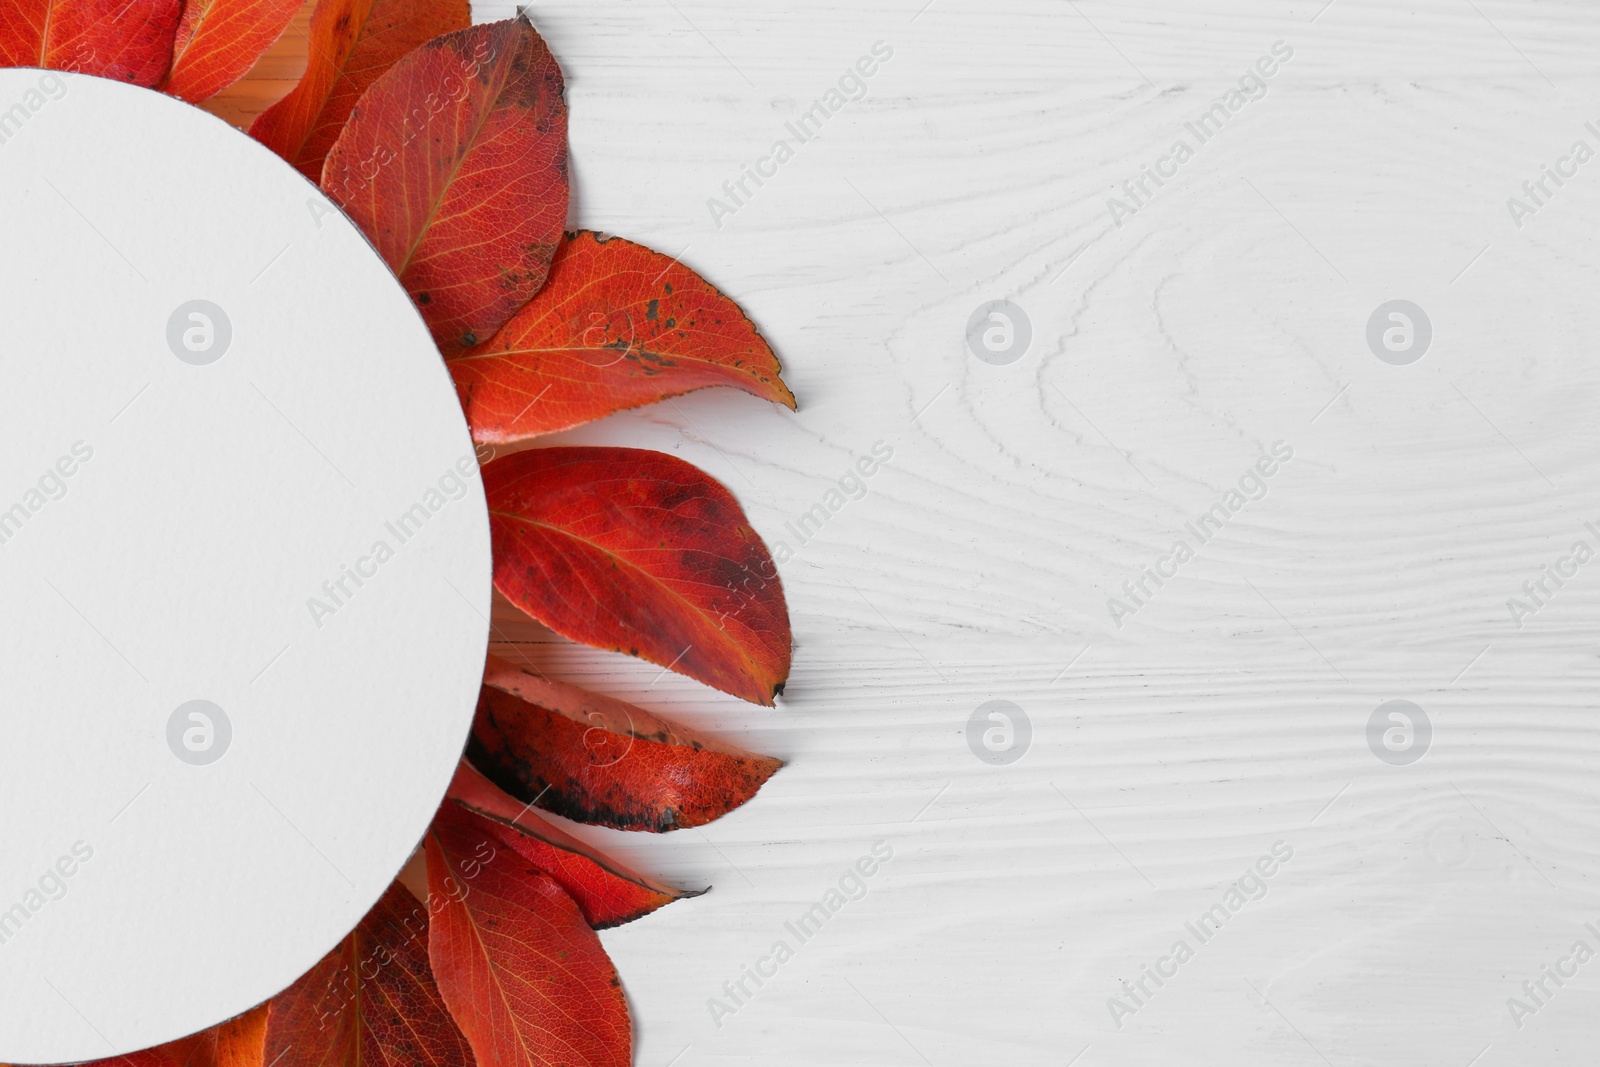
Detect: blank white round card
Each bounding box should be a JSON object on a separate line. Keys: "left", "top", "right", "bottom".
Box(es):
{"left": 0, "top": 70, "right": 492, "bottom": 1062}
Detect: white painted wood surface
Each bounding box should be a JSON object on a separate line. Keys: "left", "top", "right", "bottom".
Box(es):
{"left": 377, "top": 1, "right": 1600, "bottom": 1062}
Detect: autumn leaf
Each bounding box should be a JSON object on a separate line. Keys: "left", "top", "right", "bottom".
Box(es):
{"left": 162, "top": 0, "right": 303, "bottom": 103}
{"left": 249, "top": 0, "right": 467, "bottom": 180}
{"left": 215, "top": 1005, "right": 269, "bottom": 1067}
{"left": 263, "top": 881, "right": 473, "bottom": 1067}
{"left": 467, "top": 656, "right": 782, "bottom": 831}
{"left": 0, "top": 0, "right": 181, "bottom": 84}
{"left": 448, "top": 759, "right": 700, "bottom": 926}
{"left": 322, "top": 14, "right": 569, "bottom": 351}
{"left": 427, "top": 805, "right": 630, "bottom": 1067}
{"left": 75, "top": 1033, "right": 217, "bottom": 1067}
{"left": 449, "top": 230, "right": 795, "bottom": 441}
{"left": 67, "top": 1004, "right": 267, "bottom": 1067}
{"left": 485, "top": 447, "right": 791, "bottom": 705}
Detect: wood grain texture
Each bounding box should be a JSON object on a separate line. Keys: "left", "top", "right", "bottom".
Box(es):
{"left": 224, "top": 2, "right": 1600, "bottom": 1063}
{"left": 197, "top": 0, "right": 308, "bottom": 129}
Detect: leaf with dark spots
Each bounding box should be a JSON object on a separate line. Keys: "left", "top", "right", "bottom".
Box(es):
{"left": 321, "top": 15, "right": 569, "bottom": 351}
{"left": 448, "top": 231, "right": 795, "bottom": 442}
{"left": 262, "top": 881, "right": 473, "bottom": 1067}
{"left": 466, "top": 656, "right": 782, "bottom": 833}
{"left": 427, "top": 805, "right": 630, "bottom": 1067}
{"left": 0, "top": 0, "right": 182, "bottom": 84}
{"left": 448, "top": 761, "right": 701, "bottom": 924}
{"left": 249, "top": 0, "right": 468, "bottom": 180}
{"left": 484, "top": 447, "right": 792, "bottom": 704}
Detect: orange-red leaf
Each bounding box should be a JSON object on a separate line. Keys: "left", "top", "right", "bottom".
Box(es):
{"left": 449, "top": 230, "right": 795, "bottom": 441}
{"left": 162, "top": 0, "right": 302, "bottom": 103}
{"left": 248, "top": 0, "right": 467, "bottom": 180}
{"left": 485, "top": 447, "right": 791, "bottom": 705}
{"left": 322, "top": 15, "right": 569, "bottom": 352}
{"left": 215, "top": 1005, "right": 268, "bottom": 1067}
{"left": 263, "top": 881, "right": 473, "bottom": 1067}
{"left": 448, "top": 759, "right": 699, "bottom": 925}
{"left": 76, "top": 1035, "right": 216, "bottom": 1067}
{"left": 468, "top": 656, "right": 782, "bottom": 831}
{"left": 72, "top": 1006, "right": 266, "bottom": 1067}
{"left": 0, "top": 0, "right": 181, "bottom": 84}
{"left": 427, "top": 806, "right": 630, "bottom": 1067}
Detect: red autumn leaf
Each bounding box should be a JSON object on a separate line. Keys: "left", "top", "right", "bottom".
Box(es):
{"left": 0, "top": 0, "right": 181, "bottom": 84}
{"left": 248, "top": 0, "right": 468, "bottom": 180}
{"left": 263, "top": 881, "right": 473, "bottom": 1067}
{"left": 162, "top": 0, "right": 302, "bottom": 103}
{"left": 486, "top": 447, "right": 791, "bottom": 705}
{"left": 448, "top": 759, "right": 700, "bottom": 926}
{"left": 467, "top": 656, "right": 783, "bottom": 832}
{"left": 322, "top": 14, "right": 569, "bottom": 352}
{"left": 449, "top": 230, "right": 796, "bottom": 442}
{"left": 426, "top": 805, "right": 630, "bottom": 1067}
{"left": 215, "top": 1005, "right": 268, "bottom": 1067}
{"left": 72, "top": 1004, "right": 267, "bottom": 1067}
{"left": 76, "top": 1034, "right": 216, "bottom": 1067}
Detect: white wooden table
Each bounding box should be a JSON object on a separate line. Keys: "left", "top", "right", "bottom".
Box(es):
{"left": 245, "top": 1, "right": 1600, "bottom": 1062}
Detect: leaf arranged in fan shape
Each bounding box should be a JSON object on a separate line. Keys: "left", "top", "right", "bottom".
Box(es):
{"left": 86, "top": 1041, "right": 208, "bottom": 1067}
{"left": 248, "top": 0, "right": 468, "bottom": 180}
{"left": 426, "top": 804, "right": 630, "bottom": 1067}
{"left": 161, "top": 0, "right": 302, "bottom": 103}
{"left": 448, "top": 759, "right": 699, "bottom": 926}
{"left": 467, "top": 656, "right": 782, "bottom": 832}
{"left": 322, "top": 14, "right": 569, "bottom": 352}
{"left": 263, "top": 881, "right": 473, "bottom": 1067}
{"left": 485, "top": 447, "right": 791, "bottom": 705}
{"left": 70, "top": 1004, "right": 267, "bottom": 1067}
{"left": 0, "top": 0, "right": 182, "bottom": 84}
{"left": 215, "top": 1005, "right": 269, "bottom": 1067}
{"left": 449, "top": 231, "right": 796, "bottom": 442}
{"left": 75, "top": 1033, "right": 217, "bottom": 1067}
